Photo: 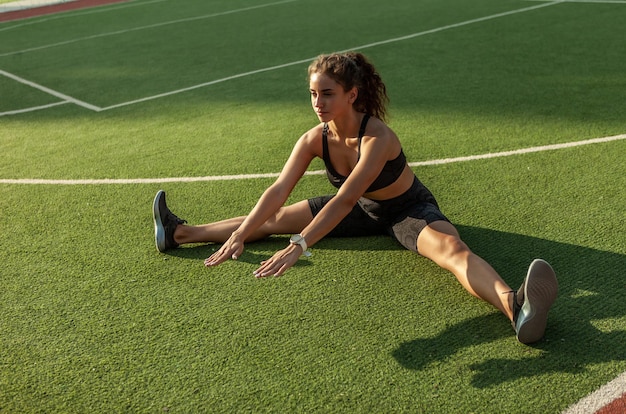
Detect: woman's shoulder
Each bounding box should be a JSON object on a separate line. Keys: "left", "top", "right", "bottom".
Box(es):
{"left": 307, "top": 122, "right": 325, "bottom": 135}
{"left": 300, "top": 123, "right": 325, "bottom": 143}
{"left": 363, "top": 116, "right": 399, "bottom": 143}
{"left": 360, "top": 116, "right": 403, "bottom": 160}
{"left": 291, "top": 123, "right": 325, "bottom": 158}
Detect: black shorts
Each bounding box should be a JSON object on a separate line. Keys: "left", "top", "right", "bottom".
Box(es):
{"left": 308, "top": 177, "right": 450, "bottom": 253}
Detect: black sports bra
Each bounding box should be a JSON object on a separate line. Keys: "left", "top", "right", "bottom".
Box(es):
{"left": 322, "top": 115, "right": 407, "bottom": 193}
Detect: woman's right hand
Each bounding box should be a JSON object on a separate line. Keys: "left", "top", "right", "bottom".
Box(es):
{"left": 204, "top": 232, "right": 245, "bottom": 267}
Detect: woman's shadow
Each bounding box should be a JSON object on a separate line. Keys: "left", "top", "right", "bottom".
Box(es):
{"left": 166, "top": 225, "right": 625, "bottom": 388}
{"left": 392, "top": 225, "right": 626, "bottom": 388}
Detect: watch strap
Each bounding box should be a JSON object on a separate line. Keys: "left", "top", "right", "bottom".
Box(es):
{"left": 290, "top": 234, "right": 312, "bottom": 257}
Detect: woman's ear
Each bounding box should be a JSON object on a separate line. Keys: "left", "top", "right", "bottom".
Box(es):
{"left": 349, "top": 87, "right": 358, "bottom": 104}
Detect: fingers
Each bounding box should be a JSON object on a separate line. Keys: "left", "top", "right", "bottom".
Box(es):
{"left": 204, "top": 242, "right": 301, "bottom": 278}
{"left": 204, "top": 249, "right": 229, "bottom": 267}
{"left": 253, "top": 247, "right": 299, "bottom": 278}
{"left": 254, "top": 262, "right": 288, "bottom": 278}
{"left": 204, "top": 240, "right": 243, "bottom": 267}
{"left": 232, "top": 244, "right": 244, "bottom": 260}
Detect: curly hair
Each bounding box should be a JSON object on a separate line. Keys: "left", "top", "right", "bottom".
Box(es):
{"left": 308, "top": 52, "right": 389, "bottom": 122}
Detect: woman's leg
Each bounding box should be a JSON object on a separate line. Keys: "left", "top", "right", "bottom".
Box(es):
{"left": 416, "top": 220, "right": 515, "bottom": 321}
{"left": 174, "top": 200, "right": 314, "bottom": 245}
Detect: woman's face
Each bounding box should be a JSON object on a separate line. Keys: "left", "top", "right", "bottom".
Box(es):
{"left": 309, "top": 72, "right": 356, "bottom": 123}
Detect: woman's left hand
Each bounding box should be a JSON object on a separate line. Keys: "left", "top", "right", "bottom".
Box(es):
{"left": 253, "top": 244, "right": 303, "bottom": 278}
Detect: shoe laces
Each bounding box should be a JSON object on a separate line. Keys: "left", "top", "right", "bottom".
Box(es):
{"left": 166, "top": 211, "right": 186, "bottom": 228}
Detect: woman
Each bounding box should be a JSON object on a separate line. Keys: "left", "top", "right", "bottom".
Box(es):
{"left": 152, "top": 52, "right": 558, "bottom": 344}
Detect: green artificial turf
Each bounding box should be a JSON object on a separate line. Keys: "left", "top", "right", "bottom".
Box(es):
{"left": 1, "top": 0, "right": 625, "bottom": 412}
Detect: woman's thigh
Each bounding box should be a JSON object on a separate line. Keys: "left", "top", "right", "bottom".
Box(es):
{"left": 262, "top": 200, "right": 315, "bottom": 235}
{"left": 389, "top": 203, "right": 451, "bottom": 253}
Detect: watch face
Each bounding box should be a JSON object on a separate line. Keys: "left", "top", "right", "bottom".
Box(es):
{"left": 290, "top": 235, "right": 302, "bottom": 243}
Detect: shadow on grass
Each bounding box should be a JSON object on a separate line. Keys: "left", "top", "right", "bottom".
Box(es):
{"left": 164, "top": 226, "right": 625, "bottom": 387}
{"left": 165, "top": 235, "right": 400, "bottom": 264}
{"left": 392, "top": 225, "right": 626, "bottom": 388}
{"left": 166, "top": 237, "right": 317, "bottom": 271}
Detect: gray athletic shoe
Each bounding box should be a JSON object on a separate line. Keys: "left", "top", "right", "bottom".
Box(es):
{"left": 512, "top": 259, "right": 558, "bottom": 344}
{"left": 153, "top": 190, "right": 186, "bottom": 252}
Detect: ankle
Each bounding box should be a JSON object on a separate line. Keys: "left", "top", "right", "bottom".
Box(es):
{"left": 503, "top": 290, "right": 518, "bottom": 322}
{"left": 173, "top": 224, "right": 185, "bottom": 244}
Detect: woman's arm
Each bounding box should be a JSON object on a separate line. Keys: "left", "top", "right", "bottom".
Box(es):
{"left": 253, "top": 124, "right": 396, "bottom": 277}
{"left": 299, "top": 126, "right": 394, "bottom": 247}
{"left": 204, "top": 128, "right": 320, "bottom": 266}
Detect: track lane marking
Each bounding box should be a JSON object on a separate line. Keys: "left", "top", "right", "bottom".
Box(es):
{"left": 562, "top": 372, "right": 626, "bottom": 413}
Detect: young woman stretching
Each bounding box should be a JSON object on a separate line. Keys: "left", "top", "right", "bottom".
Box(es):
{"left": 152, "top": 52, "right": 558, "bottom": 344}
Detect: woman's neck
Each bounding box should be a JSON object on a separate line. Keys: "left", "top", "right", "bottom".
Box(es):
{"left": 327, "top": 111, "right": 365, "bottom": 140}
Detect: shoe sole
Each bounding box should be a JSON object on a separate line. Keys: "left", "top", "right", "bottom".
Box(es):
{"left": 515, "top": 259, "right": 558, "bottom": 344}
{"left": 153, "top": 190, "right": 166, "bottom": 252}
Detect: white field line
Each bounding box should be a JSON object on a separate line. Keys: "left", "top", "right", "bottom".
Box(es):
{"left": 407, "top": 134, "right": 626, "bottom": 166}
{"left": 95, "top": 1, "right": 567, "bottom": 112}
{"left": 562, "top": 372, "right": 626, "bottom": 414}
{"left": 0, "top": 1, "right": 564, "bottom": 115}
{"left": 100, "top": 58, "right": 315, "bottom": 111}
{"left": 0, "top": 0, "right": 300, "bottom": 56}
{"left": 1, "top": 133, "right": 624, "bottom": 185}
{"left": 0, "top": 100, "right": 69, "bottom": 115}
{"left": 339, "top": 0, "right": 564, "bottom": 52}
{"left": 0, "top": 69, "right": 101, "bottom": 111}
{"left": 525, "top": 0, "right": 626, "bottom": 3}
{"left": 0, "top": 0, "right": 167, "bottom": 32}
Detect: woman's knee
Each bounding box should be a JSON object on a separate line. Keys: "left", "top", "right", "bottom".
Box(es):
{"left": 418, "top": 225, "right": 471, "bottom": 269}
{"left": 443, "top": 235, "right": 471, "bottom": 262}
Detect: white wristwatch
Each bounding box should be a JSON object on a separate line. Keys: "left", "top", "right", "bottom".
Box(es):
{"left": 289, "top": 234, "right": 312, "bottom": 257}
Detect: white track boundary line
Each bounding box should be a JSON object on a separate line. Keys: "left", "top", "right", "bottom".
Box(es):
{"left": 0, "top": 0, "right": 167, "bottom": 32}
{"left": 1, "top": 134, "right": 623, "bottom": 185}
{"left": 562, "top": 372, "right": 626, "bottom": 413}
{"left": 0, "top": 69, "right": 101, "bottom": 111}
{"left": 1, "top": 0, "right": 97, "bottom": 13}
